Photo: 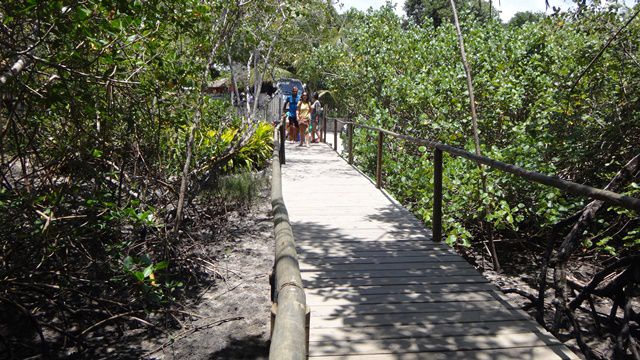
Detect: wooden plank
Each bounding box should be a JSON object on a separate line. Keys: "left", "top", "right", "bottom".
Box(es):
{"left": 308, "top": 333, "right": 564, "bottom": 356}
{"left": 298, "top": 247, "right": 457, "bottom": 256}
{"left": 299, "top": 261, "right": 476, "bottom": 272}
{"left": 284, "top": 205, "right": 408, "bottom": 212}
{"left": 297, "top": 238, "right": 435, "bottom": 245}
{"left": 296, "top": 239, "right": 447, "bottom": 249}
{"left": 294, "top": 229, "right": 432, "bottom": 238}
{"left": 309, "top": 300, "right": 505, "bottom": 317}
{"left": 306, "top": 289, "right": 496, "bottom": 306}
{"left": 305, "top": 283, "right": 498, "bottom": 297}
{"left": 308, "top": 345, "right": 579, "bottom": 359}
{"left": 299, "top": 254, "right": 467, "bottom": 264}
{"left": 308, "top": 320, "right": 545, "bottom": 341}
{"left": 292, "top": 223, "right": 429, "bottom": 230}
{"left": 303, "top": 267, "right": 483, "bottom": 281}
{"left": 295, "top": 234, "right": 434, "bottom": 243}
{"left": 287, "top": 205, "right": 408, "bottom": 212}
{"left": 290, "top": 215, "right": 423, "bottom": 223}
{"left": 298, "top": 249, "right": 460, "bottom": 260}
{"left": 303, "top": 275, "right": 490, "bottom": 288}
{"left": 293, "top": 225, "right": 428, "bottom": 233}
{"left": 297, "top": 249, "right": 457, "bottom": 259}
{"left": 310, "top": 309, "right": 529, "bottom": 329}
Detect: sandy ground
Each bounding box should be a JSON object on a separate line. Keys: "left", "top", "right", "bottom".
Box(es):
{"left": 141, "top": 187, "right": 274, "bottom": 360}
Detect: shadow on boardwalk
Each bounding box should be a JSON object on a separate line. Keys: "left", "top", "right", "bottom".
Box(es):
{"left": 282, "top": 142, "right": 577, "bottom": 359}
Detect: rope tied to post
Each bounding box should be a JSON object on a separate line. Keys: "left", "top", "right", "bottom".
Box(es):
{"left": 278, "top": 281, "right": 305, "bottom": 294}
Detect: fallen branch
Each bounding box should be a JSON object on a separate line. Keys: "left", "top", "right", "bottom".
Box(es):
{"left": 80, "top": 311, "right": 141, "bottom": 336}
{"left": 145, "top": 316, "right": 244, "bottom": 356}
{"left": 569, "top": 255, "right": 640, "bottom": 310}
{"left": 551, "top": 153, "right": 640, "bottom": 266}
{"left": 501, "top": 287, "right": 539, "bottom": 306}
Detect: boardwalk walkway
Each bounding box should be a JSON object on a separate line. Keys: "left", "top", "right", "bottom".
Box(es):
{"left": 281, "top": 140, "right": 578, "bottom": 359}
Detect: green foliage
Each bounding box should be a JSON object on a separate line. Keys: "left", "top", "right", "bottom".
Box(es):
{"left": 209, "top": 171, "right": 268, "bottom": 211}
{"left": 234, "top": 122, "right": 275, "bottom": 171}
{"left": 507, "top": 11, "right": 545, "bottom": 28}
{"left": 301, "top": 4, "right": 640, "bottom": 253}
{"left": 0, "top": 1, "right": 289, "bottom": 355}
{"left": 404, "top": 0, "right": 499, "bottom": 27}
{"left": 122, "top": 254, "right": 181, "bottom": 305}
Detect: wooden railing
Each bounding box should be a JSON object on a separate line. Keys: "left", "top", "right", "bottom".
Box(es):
{"left": 323, "top": 117, "right": 640, "bottom": 242}
{"left": 268, "top": 123, "right": 309, "bottom": 360}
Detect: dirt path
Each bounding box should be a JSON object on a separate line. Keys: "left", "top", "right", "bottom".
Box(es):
{"left": 142, "top": 186, "right": 274, "bottom": 360}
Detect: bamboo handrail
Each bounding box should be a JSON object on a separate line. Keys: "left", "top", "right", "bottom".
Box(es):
{"left": 269, "top": 123, "right": 308, "bottom": 359}
{"left": 326, "top": 117, "right": 640, "bottom": 241}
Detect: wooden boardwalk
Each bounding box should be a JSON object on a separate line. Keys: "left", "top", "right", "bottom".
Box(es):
{"left": 281, "top": 140, "right": 578, "bottom": 359}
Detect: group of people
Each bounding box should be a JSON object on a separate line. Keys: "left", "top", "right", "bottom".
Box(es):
{"left": 282, "top": 86, "right": 322, "bottom": 147}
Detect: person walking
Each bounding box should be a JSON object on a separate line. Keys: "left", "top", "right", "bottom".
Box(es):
{"left": 283, "top": 86, "right": 300, "bottom": 142}
{"left": 296, "top": 91, "right": 312, "bottom": 147}
{"left": 310, "top": 92, "right": 322, "bottom": 143}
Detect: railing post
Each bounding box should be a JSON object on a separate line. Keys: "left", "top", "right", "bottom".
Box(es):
{"left": 376, "top": 130, "right": 383, "bottom": 189}
{"left": 278, "top": 97, "right": 285, "bottom": 164}
{"left": 348, "top": 123, "right": 354, "bottom": 165}
{"left": 433, "top": 147, "right": 443, "bottom": 242}
{"left": 333, "top": 119, "right": 338, "bottom": 152}
{"left": 279, "top": 124, "right": 286, "bottom": 165}
{"left": 305, "top": 306, "right": 311, "bottom": 356}
{"left": 322, "top": 108, "right": 327, "bottom": 143}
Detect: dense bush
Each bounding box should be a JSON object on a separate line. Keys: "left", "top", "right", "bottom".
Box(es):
{"left": 0, "top": 0, "right": 283, "bottom": 357}
{"left": 300, "top": 5, "right": 640, "bottom": 252}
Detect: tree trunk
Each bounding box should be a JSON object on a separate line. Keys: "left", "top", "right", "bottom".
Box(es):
{"left": 449, "top": 0, "right": 500, "bottom": 272}
{"left": 551, "top": 153, "right": 640, "bottom": 265}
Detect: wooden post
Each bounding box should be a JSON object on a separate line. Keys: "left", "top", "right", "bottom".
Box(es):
{"left": 348, "top": 123, "right": 354, "bottom": 165}
{"left": 433, "top": 147, "right": 443, "bottom": 242}
{"left": 322, "top": 108, "right": 327, "bottom": 143}
{"left": 333, "top": 119, "right": 338, "bottom": 152}
{"left": 376, "top": 130, "right": 383, "bottom": 189}
{"left": 278, "top": 97, "right": 285, "bottom": 165}
{"left": 305, "top": 306, "right": 311, "bottom": 356}
{"left": 270, "top": 303, "right": 277, "bottom": 339}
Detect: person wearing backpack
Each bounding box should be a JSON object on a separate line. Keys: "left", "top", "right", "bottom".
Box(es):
{"left": 310, "top": 92, "right": 322, "bottom": 143}
{"left": 283, "top": 86, "right": 300, "bottom": 142}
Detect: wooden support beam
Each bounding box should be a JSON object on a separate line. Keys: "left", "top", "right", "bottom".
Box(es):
{"left": 348, "top": 123, "right": 354, "bottom": 165}
{"left": 334, "top": 119, "right": 338, "bottom": 152}
{"left": 376, "top": 131, "right": 383, "bottom": 189}
{"left": 433, "top": 147, "right": 443, "bottom": 242}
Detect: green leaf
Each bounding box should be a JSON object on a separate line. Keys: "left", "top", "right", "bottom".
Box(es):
{"left": 77, "top": 7, "right": 92, "bottom": 21}
{"left": 143, "top": 265, "right": 154, "bottom": 278}
{"left": 123, "top": 256, "right": 134, "bottom": 271}
{"left": 446, "top": 234, "right": 456, "bottom": 245}
{"left": 155, "top": 261, "right": 169, "bottom": 271}
{"left": 110, "top": 18, "right": 124, "bottom": 31}
{"left": 133, "top": 271, "right": 145, "bottom": 282}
